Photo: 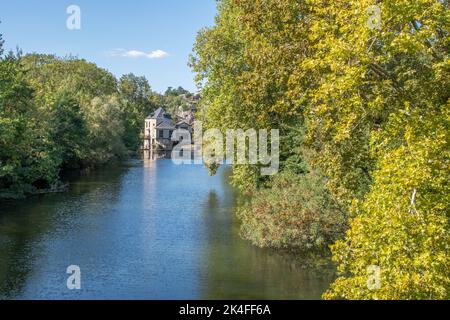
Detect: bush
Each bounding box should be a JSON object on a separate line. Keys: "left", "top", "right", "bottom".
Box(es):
{"left": 238, "top": 170, "right": 347, "bottom": 252}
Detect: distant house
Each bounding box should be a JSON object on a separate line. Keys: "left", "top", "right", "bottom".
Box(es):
{"left": 143, "top": 107, "right": 195, "bottom": 150}
{"left": 143, "top": 107, "right": 176, "bottom": 150}
{"left": 175, "top": 106, "right": 195, "bottom": 135}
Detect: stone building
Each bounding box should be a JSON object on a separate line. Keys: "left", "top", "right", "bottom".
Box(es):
{"left": 143, "top": 107, "right": 176, "bottom": 150}
{"left": 143, "top": 107, "right": 195, "bottom": 151}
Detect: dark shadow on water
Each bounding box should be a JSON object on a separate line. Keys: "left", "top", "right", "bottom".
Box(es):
{"left": 199, "top": 168, "right": 335, "bottom": 299}
{"left": 0, "top": 165, "right": 128, "bottom": 299}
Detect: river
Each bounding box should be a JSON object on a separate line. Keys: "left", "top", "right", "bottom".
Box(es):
{"left": 0, "top": 156, "right": 334, "bottom": 299}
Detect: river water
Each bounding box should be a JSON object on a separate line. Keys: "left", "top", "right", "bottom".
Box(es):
{"left": 0, "top": 157, "right": 334, "bottom": 299}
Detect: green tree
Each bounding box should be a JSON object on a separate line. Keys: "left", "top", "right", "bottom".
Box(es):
{"left": 0, "top": 51, "right": 60, "bottom": 197}
{"left": 0, "top": 28, "right": 4, "bottom": 55}
{"left": 21, "top": 54, "right": 127, "bottom": 166}
{"left": 1, "top": 49, "right": 139, "bottom": 198}
{"left": 84, "top": 95, "right": 127, "bottom": 164}
{"left": 191, "top": 0, "right": 312, "bottom": 192}
{"left": 164, "top": 86, "right": 189, "bottom": 97}
{"left": 324, "top": 104, "right": 449, "bottom": 299}
{"left": 51, "top": 92, "right": 88, "bottom": 169}
{"left": 296, "top": 0, "right": 450, "bottom": 299}
{"left": 118, "top": 73, "right": 156, "bottom": 150}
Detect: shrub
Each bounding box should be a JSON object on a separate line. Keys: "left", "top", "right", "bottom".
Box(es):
{"left": 238, "top": 170, "right": 347, "bottom": 252}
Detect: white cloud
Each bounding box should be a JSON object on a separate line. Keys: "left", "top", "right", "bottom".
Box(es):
{"left": 109, "top": 49, "right": 169, "bottom": 59}
{"left": 146, "top": 49, "right": 170, "bottom": 59}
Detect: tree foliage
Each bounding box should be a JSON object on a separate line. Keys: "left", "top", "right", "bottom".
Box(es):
{"left": 0, "top": 50, "right": 59, "bottom": 196}
{"left": 192, "top": 0, "right": 450, "bottom": 299}
{"left": 119, "top": 73, "right": 157, "bottom": 150}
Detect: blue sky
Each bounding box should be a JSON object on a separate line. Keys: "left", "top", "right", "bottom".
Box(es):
{"left": 0, "top": 0, "right": 217, "bottom": 93}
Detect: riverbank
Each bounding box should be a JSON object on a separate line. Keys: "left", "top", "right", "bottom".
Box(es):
{"left": 0, "top": 155, "right": 131, "bottom": 201}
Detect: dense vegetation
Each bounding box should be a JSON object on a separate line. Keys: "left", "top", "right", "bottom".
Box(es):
{"left": 191, "top": 0, "right": 449, "bottom": 299}
{"left": 0, "top": 32, "right": 193, "bottom": 198}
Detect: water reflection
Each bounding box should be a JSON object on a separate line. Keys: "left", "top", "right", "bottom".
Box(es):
{"left": 0, "top": 159, "right": 333, "bottom": 299}
{"left": 0, "top": 167, "right": 126, "bottom": 299}
{"left": 200, "top": 170, "right": 334, "bottom": 299}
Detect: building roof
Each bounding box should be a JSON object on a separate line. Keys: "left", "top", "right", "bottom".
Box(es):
{"left": 176, "top": 119, "right": 192, "bottom": 126}
{"left": 146, "top": 107, "right": 166, "bottom": 119}
{"left": 146, "top": 107, "right": 176, "bottom": 129}
{"left": 175, "top": 108, "right": 195, "bottom": 125}
{"left": 156, "top": 118, "right": 176, "bottom": 129}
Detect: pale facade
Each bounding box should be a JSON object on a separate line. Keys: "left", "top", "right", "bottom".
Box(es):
{"left": 143, "top": 106, "right": 195, "bottom": 151}
{"left": 143, "top": 107, "right": 176, "bottom": 150}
